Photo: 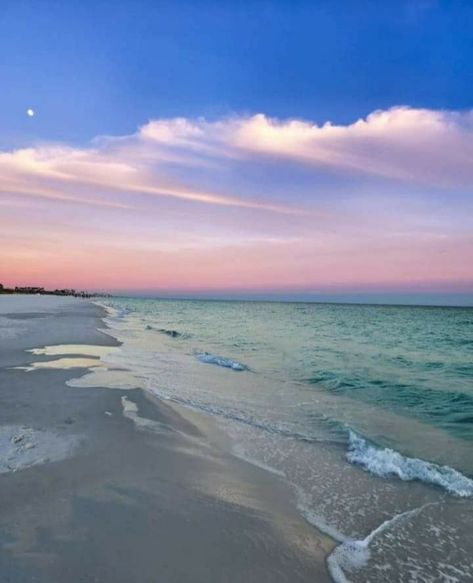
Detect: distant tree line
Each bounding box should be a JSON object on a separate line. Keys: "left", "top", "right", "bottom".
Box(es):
{"left": 0, "top": 283, "right": 111, "bottom": 298}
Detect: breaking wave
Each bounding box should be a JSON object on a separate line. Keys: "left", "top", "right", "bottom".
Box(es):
{"left": 347, "top": 431, "right": 473, "bottom": 497}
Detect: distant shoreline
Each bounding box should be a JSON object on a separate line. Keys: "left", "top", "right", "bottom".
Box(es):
{"left": 0, "top": 284, "right": 110, "bottom": 299}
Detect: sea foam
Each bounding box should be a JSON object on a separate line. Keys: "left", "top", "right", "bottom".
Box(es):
{"left": 327, "top": 504, "right": 433, "bottom": 583}
{"left": 195, "top": 351, "right": 247, "bottom": 371}
{"left": 347, "top": 431, "right": 473, "bottom": 497}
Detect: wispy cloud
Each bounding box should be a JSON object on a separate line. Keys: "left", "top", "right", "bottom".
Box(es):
{"left": 0, "top": 138, "right": 299, "bottom": 214}
{"left": 137, "top": 107, "right": 473, "bottom": 187}
{"left": 2, "top": 107, "right": 472, "bottom": 216}
{"left": 1, "top": 106, "right": 472, "bottom": 293}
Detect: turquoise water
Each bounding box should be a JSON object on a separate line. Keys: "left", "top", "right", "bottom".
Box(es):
{"left": 95, "top": 298, "right": 473, "bottom": 582}
{"left": 107, "top": 299, "right": 473, "bottom": 444}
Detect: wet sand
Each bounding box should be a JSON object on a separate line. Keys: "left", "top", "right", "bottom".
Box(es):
{"left": 0, "top": 296, "right": 332, "bottom": 582}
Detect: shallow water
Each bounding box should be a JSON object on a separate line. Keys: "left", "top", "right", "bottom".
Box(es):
{"left": 87, "top": 298, "right": 473, "bottom": 581}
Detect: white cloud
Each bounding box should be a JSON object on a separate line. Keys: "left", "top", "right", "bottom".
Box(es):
{"left": 228, "top": 107, "right": 473, "bottom": 186}
{"left": 1, "top": 106, "right": 472, "bottom": 215}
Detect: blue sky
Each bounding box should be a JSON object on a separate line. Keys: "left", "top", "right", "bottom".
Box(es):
{"left": 1, "top": 0, "right": 472, "bottom": 144}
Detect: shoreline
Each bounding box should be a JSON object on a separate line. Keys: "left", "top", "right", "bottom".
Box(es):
{"left": 0, "top": 295, "right": 333, "bottom": 581}
{"left": 89, "top": 295, "right": 473, "bottom": 583}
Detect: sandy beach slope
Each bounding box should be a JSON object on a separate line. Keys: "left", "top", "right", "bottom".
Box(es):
{"left": 0, "top": 295, "right": 332, "bottom": 582}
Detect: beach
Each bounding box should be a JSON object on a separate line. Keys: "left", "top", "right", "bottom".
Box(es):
{"left": 0, "top": 295, "right": 332, "bottom": 582}
{"left": 3, "top": 1, "right": 472, "bottom": 580}
{"left": 70, "top": 297, "right": 473, "bottom": 582}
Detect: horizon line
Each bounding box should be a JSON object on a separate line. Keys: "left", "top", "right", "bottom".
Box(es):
{"left": 106, "top": 291, "right": 473, "bottom": 309}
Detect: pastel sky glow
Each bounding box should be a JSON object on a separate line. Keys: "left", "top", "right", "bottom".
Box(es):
{"left": 1, "top": 1, "right": 472, "bottom": 303}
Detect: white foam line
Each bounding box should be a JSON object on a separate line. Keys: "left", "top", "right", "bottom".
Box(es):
{"left": 326, "top": 503, "right": 436, "bottom": 583}
{"left": 231, "top": 444, "right": 286, "bottom": 477}
{"left": 294, "top": 485, "right": 348, "bottom": 544}
{"left": 92, "top": 300, "right": 118, "bottom": 319}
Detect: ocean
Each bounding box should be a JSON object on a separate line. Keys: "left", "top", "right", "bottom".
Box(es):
{"left": 85, "top": 298, "right": 473, "bottom": 582}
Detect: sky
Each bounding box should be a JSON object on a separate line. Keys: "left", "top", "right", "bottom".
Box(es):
{"left": 0, "top": 0, "right": 472, "bottom": 304}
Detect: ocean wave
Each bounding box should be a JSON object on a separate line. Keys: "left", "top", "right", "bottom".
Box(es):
{"left": 145, "top": 385, "right": 338, "bottom": 446}
{"left": 195, "top": 351, "right": 248, "bottom": 371}
{"left": 145, "top": 325, "right": 183, "bottom": 338}
{"left": 115, "top": 306, "right": 131, "bottom": 318}
{"left": 347, "top": 431, "right": 473, "bottom": 497}
{"left": 307, "top": 371, "right": 473, "bottom": 440}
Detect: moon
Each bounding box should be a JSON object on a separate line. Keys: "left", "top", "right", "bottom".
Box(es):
{"left": 27, "top": 108, "right": 35, "bottom": 117}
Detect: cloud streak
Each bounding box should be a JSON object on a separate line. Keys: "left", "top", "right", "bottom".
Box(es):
{"left": 137, "top": 106, "right": 473, "bottom": 186}
{"left": 1, "top": 106, "right": 472, "bottom": 294}
{"left": 0, "top": 141, "right": 299, "bottom": 214}
{"left": 2, "top": 106, "right": 473, "bottom": 214}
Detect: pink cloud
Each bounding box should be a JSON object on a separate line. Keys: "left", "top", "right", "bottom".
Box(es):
{"left": 228, "top": 108, "right": 473, "bottom": 186}
{"left": 1, "top": 106, "right": 472, "bottom": 292}
{"left": 2, "top": 107, "right": 473, "bottom": 213}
